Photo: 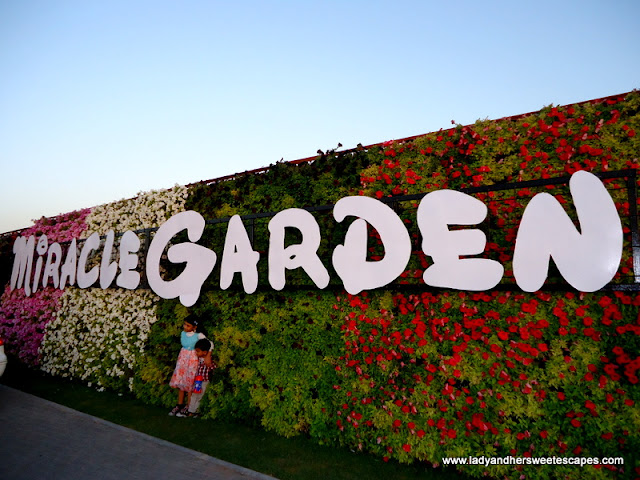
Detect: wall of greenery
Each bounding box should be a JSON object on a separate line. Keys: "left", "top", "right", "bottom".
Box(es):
{"left": 1, "top": 91, "right": 639, "bottom": 480}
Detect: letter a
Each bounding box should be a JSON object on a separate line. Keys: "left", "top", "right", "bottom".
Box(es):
{"left": 220, "top": 215, "right": 260, "bottom": 293}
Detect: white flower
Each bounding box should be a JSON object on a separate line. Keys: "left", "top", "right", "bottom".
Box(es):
{"left": 41, "top": 288, "right": 159, "bottom": 391}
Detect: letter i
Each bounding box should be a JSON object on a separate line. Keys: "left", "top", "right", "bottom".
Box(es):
{"left": 32, "top": 235, "right": 48, "bottom": 293}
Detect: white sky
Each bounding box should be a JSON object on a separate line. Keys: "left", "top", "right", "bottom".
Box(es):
{"left": 1, "top": 0, "right": 639, "bottom": 233}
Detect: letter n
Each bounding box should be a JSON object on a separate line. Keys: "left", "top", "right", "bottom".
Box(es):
{"left": 513, "top": 170, "right": 623, "bottom": 292}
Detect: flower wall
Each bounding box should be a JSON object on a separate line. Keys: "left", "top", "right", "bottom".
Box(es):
{"left": 1, "top": 92, "right": 639, "bottom": 479}
{"left": 40, "top": 288, "right": 157, "bottom": 392}
{"left": 38, "top": 185, "right": 188, "bottom": 391}
{"left": 0, "top": 186, "right": 187, "bottom": 383}
{"left": 84, "top": 186, "right": 189, "bottom": 233}
{"left": 0, "top": 209, "right": 90, "bottom": 365}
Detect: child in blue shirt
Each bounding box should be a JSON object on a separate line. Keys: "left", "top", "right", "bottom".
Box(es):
{"left": 168, "top": 316, "right": 207, "bottom": 416}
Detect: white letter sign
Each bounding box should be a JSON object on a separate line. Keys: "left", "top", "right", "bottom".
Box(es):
{"left": 513, "top": 170, "right": 623, "bottom": 292}
{"left": 146, "top": 210, "right": 217, "bottom": 307}
{"left": 418, "top": 190, "right": 504, "bottom": 290}
{"left": 7, "top": 171, "right": 627, "bottom": 300}
{"left": 77, "top": 233, "right": 100, "bottom": 289}
{"left": 332, "top": 196, "right": 411, "bottom": 295}
{"left": 116, "top": 231, "right": 141, "bottom": 290}
{"left": 268, "top": 208, "right": 330, "bottom": 290}
{"left": 10, "top": 235, "right": 35, "bottom": 295}
{"left": 220, "top": 215, "right": 260, "bottom": 294}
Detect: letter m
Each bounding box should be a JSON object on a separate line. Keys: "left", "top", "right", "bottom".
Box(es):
{"left": 10, "top": 235, "right": 35, "bottom": 295}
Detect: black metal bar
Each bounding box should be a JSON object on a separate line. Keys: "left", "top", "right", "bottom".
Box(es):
{"left": 5, "top": 170, "right": 639, "bottom": 292}
{"left": 139, "top": 228, "right": 152, "bottom": 290}
{"left": 626, "top": 171, "right": 640, "bottom": 283}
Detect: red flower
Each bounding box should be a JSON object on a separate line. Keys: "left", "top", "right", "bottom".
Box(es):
{"left": 571, "top": 419, "right": 582, "bottom": 428}
{"left": 599, "top": 296, "right": 613, "bottom": 308}
{"left": 557, "top": 392, "right": 566, "bottom": 401}
{"left": 521, "top": 301, "right": 538, "bottom": 314}
{"left": 402, "top": 444, "right": 411, "bottom": 453}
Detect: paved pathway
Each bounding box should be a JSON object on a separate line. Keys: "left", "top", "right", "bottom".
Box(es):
{"left": 0, "top": 385, "right": 278, "bottom": 480}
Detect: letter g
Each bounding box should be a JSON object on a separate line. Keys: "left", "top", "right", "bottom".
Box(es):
{"left": 146, "top": 211, "right": 216, "bottom": 306}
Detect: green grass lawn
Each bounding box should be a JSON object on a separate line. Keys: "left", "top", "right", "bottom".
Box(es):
{"left": 1, "top": 357, "right": 468, "bottom": 480}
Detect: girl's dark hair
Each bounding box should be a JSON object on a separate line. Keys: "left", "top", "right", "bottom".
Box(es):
{"left": 184, "top": 315, "right": 207, "bottom": 335}
{"left": 184, "top": 315, "right": 198, "bottom": 327}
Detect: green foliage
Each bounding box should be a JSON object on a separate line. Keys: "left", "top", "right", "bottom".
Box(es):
{"left": 141, "top": 291, "right": 346, "bottom": 439}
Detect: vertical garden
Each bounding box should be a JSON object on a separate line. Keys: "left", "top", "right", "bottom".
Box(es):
{"left": 1, "top": 91, "right": 639, "bottom": 480}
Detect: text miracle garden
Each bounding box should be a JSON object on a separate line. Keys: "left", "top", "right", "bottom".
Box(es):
{"left": 9, "top": 170, "right": 625, "bottom": 306}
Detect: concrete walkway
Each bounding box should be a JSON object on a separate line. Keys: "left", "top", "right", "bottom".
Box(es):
{"left": 0, "top": 385, "right": 278, "bottom": 480}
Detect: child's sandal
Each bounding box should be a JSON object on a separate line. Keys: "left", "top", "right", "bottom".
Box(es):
{"left": 168, "top": 404, "right": 183, "bottom": 416}
{"left": 175, "top": 406, "right": 190, "bottom": 417}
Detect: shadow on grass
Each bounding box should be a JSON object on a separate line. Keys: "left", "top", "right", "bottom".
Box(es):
{"left": 1, "top": 358, "right": 470, "bottom": 480}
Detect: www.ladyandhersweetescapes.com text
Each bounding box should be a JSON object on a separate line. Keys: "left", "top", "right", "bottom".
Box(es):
{"left": 442, "top": 456, "right": 625, "bottom": 467}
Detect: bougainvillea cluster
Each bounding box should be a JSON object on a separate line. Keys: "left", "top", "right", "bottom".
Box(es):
{"left": 0, "top": 91, "right": 638, "bottom": 479}
{"left": 0, "top": 209, "right": 90, "bottom": 365}
{"left": 0, "top": 186, "right": 187, "bottom": 370}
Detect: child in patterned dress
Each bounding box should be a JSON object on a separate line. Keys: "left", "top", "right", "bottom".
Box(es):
{"left": 177, "top": 338, "right": 215, "bottom": 418}
{"left": 168, "top": 316, "right": 207, "bottom": 416}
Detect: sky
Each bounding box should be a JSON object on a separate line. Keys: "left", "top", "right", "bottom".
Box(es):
{"left": 1, "top": 0, "right": 639, "bottom": 234}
